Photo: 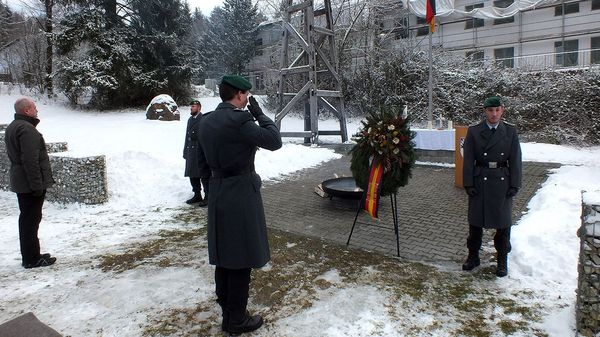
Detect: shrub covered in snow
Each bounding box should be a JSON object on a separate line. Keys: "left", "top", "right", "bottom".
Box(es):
{"left": 342, "top": 48, "right": 600, "bottom": 145}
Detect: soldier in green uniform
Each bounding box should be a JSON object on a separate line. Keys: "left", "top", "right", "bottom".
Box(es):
{"left": 197, "top": 75, "right": 281, "bottom": 335}
{"left": 183, "top": 99, "right": 209, "bottom": 207}
{"left": 462, "top": 96, "right": 522, "bottom": 277}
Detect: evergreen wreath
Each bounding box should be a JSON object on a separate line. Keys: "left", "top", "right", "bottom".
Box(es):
{"left": 350, "top": 105, "right": 416, "bottom": 196}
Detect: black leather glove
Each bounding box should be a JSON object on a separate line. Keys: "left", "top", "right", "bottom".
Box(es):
{"left": 506, "top": 187, "right": 519, "bottom": 197}
{"left": 247, "top": 96, "right": 264, "bottom": 119}
{"left": 32, "top": 189, "right": 45, "bottom": 197}
{"left": 465, "top": 186, "right": 477, "bottom": 197}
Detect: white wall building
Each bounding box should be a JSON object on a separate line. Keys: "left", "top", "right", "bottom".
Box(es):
{"left": 389, "top": 0, "right": 600, "bottom": 69}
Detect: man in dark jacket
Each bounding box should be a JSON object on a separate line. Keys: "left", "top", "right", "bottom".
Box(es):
{"left": 462, "top": 96, "right": 522, "bottom": 277}
{"left": 183, "top": 99, "right": 209, "bottom": 207}
{"left": 198, "top": 75, "right": 282, "bottom": 335}
{"left": 5, "top": 97, "right": 57, "bottom": 269}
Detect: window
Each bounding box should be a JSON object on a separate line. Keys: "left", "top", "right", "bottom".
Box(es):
{"left": 590, "top": 37, "right": 600, "bottom": 64}
{"left": 555, "top": 39, "right": 579, "bottom": 66}
{"left": 593, "top": 0, "right": 600, "bottom": 10}
{"left": 255, "top": 74, "right": 265, "bottom": 91}
{"left": 416, "top": 17, "right": 429, "bottom": 36}
{"left": 465, "top": 4, "right": 484, "bottom": 29}
{"left": 493, "top": 0, "right": 515, "bottom": 24}
{"left": 466, "top": 50, "right": 484, "bottom": 63}
{"left": 554, "top": 2, "right": 579, "bottom": 15}
{"left": 254, "top": 38, "right": 264, "bottom": 56}
{"left": 494, "top": 47, "right": 514, "bottom": 68}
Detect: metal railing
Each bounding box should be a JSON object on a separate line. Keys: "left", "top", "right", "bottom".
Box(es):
{"left": 492, "top": 48, "right": 600, "bottom": 70}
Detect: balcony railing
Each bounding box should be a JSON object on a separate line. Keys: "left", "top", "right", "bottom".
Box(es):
{"left": 492, "top": 48, "right": 600, "bottom": 70}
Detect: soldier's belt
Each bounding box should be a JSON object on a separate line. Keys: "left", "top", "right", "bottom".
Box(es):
{"left": 475, "top": 161, "right": 508, "bottom": 168}
{"left": 211, "top": 164, "right": 255, "bottom": 178}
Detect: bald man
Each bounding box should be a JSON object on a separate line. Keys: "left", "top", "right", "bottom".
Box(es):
{"left": 5, "top": 97, "right": 56, "bottom": 269}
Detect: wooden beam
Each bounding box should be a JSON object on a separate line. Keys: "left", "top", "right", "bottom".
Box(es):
{"left": 280, "top": 65, "right": 311, "bottom": 76}
{"left": 287, "top": 0, "right": 312, "bottom": 14}
{"left": 289, "top": 50, "right": 307, "bottom": 69}
{"left": 283, "top": 21, "right": 309, "bottom": 53}
{"left": 276, "top": 81, "right": 313, "bottom": 121}
{"left": 319, "top": 97, "right": 340, "bottom": 119}
{"left": 313, "top": 26, "right": 334, "bottom": 36}
{"left": 315, "top": 44, "right": 341, "bottom": 83}
{"left": 314, "top": 8, "right": 327, "bottom": 17}
{"left": 280, "top": 131, "right": 312, "bottom": 138}
{"left": 317, "top": 131, "right": 342, "bottom": 136}
{"left": 316, "top": 90, "right": 342, "bottom": 97}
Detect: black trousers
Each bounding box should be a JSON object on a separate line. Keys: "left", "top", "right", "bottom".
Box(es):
{"left": 189, "top": 177, "right": 210, "bottom": 197}
{"left": 17, "top": 191, "right": 46, "bottom": 265}
{"left": 466, "top": 225, "right": 512, "bottom": 256}
{"left": 215, "top": 266, "right": 251, "bottom": 323}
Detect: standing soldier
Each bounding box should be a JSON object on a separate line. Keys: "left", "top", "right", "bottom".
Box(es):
{"left": 183, "top": 99, "right": 209, "bottom": 207}
{"left": 462, "top": 96, "right": 522, "bottom": 277}
{"left": 5, "top": 97, "right": 56, "bottom": 268}
{"left": 198, "top": 75, "right": 281, "bottom": 335}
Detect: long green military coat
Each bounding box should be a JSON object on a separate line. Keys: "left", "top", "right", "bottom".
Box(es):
{"left": 462, "top": 121, "right": 522, "bottom": 229}
{"left": 198, "top": 102, "right": 282, "bottom": 269}
{"left": 183, "top": 114, "right": 209, "bottom": 178}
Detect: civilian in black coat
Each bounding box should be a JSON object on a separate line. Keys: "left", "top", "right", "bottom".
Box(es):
{"left": 4, "top": 97, "right": 57, "bottom": 269}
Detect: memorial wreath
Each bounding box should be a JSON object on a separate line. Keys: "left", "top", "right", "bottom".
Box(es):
{"left": 350, "top": 105, "right": 416, "bottom": 197}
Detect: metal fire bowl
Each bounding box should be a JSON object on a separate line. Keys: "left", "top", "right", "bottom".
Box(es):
{"left": 321, "top": 177, "right": 363, "bottom": 200}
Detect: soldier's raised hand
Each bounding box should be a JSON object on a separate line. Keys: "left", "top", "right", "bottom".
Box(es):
{"left": 248, "top": 96, "right": 264, "bottom": 119}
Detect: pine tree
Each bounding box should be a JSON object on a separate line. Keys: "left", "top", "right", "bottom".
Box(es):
{"left": 129, "top": 0, "right": 199, "bottom": 103}
{"left": 203, "top": 0, "right": 262, "bottom": 76}
{"left": 55, "top": 1, "right": 138, "bottom": 107}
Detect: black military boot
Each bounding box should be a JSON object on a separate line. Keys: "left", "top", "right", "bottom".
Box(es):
{"left": 224, "top": 311, "right": 263, "bottom": 335}
{"left": 185, "top": 193, "right": 201, "bottom": 204}
{"left": 198, "top": 197, "right": 208, "bottom": 207}
{"left": 461, "top": 251, "right": 481, "bottom": 271}
{"left": 496, "top": 254, "right": 508, "bottom": 277}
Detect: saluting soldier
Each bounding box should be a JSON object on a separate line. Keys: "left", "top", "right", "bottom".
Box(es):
{"left": 183, "top": 99, "right": 209, "bottom": 207}
{"left": 462, "top": 96, "right": 522, "bottom": 277}
{"left": 197, "top": 75, "right": 282, "bottom": 335}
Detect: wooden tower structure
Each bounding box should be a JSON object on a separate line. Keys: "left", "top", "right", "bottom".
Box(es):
{"left": 276, "top": 0, "right": 348, "bottom": 144}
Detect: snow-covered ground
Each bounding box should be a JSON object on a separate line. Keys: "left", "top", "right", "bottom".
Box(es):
{"left": 0, "top": 91, "right": 598, "bottom": 336}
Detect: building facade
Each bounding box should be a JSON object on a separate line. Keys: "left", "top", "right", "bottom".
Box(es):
{"left": 386, "top": 0, "right": 600, "bottom": 69}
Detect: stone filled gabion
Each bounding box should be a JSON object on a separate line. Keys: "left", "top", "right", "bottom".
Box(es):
{"left": 0, "top": 132, "right": 108, "bottom": 205}
{"left": 577, "top": 199, "right": 600, "bottom": 337}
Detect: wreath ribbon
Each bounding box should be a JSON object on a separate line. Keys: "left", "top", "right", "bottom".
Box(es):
{"left": 364, "top": 160, "right": 383, "bottom": 218}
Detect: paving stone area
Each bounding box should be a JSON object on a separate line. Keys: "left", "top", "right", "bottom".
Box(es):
{"left": 262, "top": 146, "right": 558, "bottom": 263}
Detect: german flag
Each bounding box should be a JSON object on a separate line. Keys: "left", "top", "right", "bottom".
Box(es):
{"left": 426, "top": 0, "right": 436, "bottom": 33}
{"left": 364, "top": 160, "right": 383, "bottom": 218}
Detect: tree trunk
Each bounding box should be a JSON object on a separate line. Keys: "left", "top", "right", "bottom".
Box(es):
{"left": 104, "top": 0, "right": 118, "bottom": 24}
{"left": 44, "top": 0, "right": 53, "bottom": 97}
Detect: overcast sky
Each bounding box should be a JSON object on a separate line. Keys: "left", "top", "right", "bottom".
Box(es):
{"left": 4, "top": 0, "right": 224, "bottom": 16}
{"left": 187, "top": 0, "right": 224, "bottom": 16}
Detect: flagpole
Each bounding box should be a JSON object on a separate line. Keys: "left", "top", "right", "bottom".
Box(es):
{"left": 427, "top": 29, "right": 433, "bottom": 129}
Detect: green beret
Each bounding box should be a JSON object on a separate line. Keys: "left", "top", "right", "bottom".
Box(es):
{"left": 484, "top": 96, "right": 502, "bottom": 108}
{"left": 220, "top": 75, "right": 252, "bottom": 91}
{"left": 190, "top": 99, "right": 201, "bottom": 105}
